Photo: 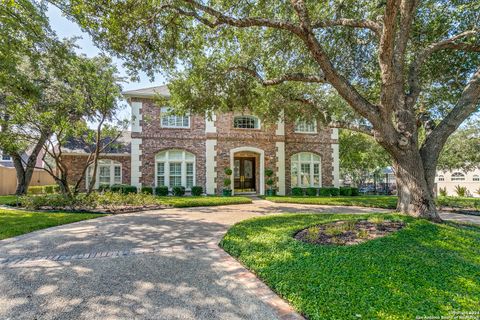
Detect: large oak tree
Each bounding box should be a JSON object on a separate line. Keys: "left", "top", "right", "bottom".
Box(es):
{"left": 55, "top": 0, "right": 480, "bottom": 220}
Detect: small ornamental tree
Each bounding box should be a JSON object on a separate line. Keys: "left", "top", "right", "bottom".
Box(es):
{"left": 223, "top": 167, "right": 233, "bottom": 196}
{"left": 265, "top": 168, "right": 276, "bottom": 196}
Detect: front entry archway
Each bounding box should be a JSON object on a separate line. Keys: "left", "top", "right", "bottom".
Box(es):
{"left": 230, "top": 147, "right": 265, "bottom": 195}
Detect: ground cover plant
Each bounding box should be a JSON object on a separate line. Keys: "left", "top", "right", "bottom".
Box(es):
{"left": 437, "top": 197, "right": 480, "bottom": 211}
{"left": 221, "top": 213, "right": 480, "bottom": 320}
{"left": 0, "top": 208, "right": 105, "bottom": 240}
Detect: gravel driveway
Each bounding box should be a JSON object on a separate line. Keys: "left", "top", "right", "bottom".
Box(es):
{"left": 0, "top": 200, "right": 477, "bottom": 319}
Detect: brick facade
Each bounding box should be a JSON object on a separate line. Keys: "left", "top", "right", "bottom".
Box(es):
{"left": 61, "top": 154, "right": 131, "bottom": 190}
{"left": 128, "top": 96, "right": 338, "bottom": 195}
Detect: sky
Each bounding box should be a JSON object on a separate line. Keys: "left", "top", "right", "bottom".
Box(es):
{"left": 46, "top": 4, "right": 167, "bottom": 121}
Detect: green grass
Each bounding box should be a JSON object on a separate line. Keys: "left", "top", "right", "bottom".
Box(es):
{"left": 265, "top": 195, "right": 398, "bottom": 209}
{"left": 221, "top": 213, "right": 480, "bottom": 320}
{"left": 437, "top": 196, "right": 480, "bottom": 211}
{"left": 0, "top": 208, "right": 106, "bottom": 240}
{"left": 155, "top": 196, "right": 252, "bottom": 207}
{"left": 0, "top": 195, "right": 21, "bottom": 206}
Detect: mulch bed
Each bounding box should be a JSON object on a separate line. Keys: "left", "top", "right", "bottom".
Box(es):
{"left": 295, "top": 219, "right": 405, "bottom": 246}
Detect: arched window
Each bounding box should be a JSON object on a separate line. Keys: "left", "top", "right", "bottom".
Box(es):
{"left": 156, "top": 150, "right": 195, "bottom": 189}
{"left": 473, "top": 175, "right": 480, "bottom": 182}
{"left": 86, "top": 159, "right": 122, "bottom": 188}
{"left": 451, "top": 172, "right": 465, "bottom": 181}
{"left": 437, "top": 175, "right": 445, "bottom": 182}
{"left": 291, "top": 152, "right": 321, "bottom": 187}
{"left": 233, "top": 116, "right": 260, "bottom": 129}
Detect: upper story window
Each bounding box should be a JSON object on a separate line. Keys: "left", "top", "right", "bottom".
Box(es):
{"left": 451, "top": 172, "right": 465, "bottom": 181}
{"left": 161, "top": 107, "right": 190, "bottom": 128}
{"left": 437, "top": 175, "right": 445, "bottom": 182}
{"left": 295, "top": 119, "right": 317, "bottom": 133}
{"left": 473, "top": 175, "right": 479, "bottom": 182}
{"left": 233, "top": 116, "right": 260, "bottom": 129}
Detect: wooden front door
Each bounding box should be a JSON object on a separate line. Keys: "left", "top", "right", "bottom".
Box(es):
{"left": 234, "top": 157, "right": 256, "bottom": 192}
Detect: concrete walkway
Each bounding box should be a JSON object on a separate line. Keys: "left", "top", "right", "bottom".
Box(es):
{"left": 0, "top": 200, "right": 478, "bottom": 320}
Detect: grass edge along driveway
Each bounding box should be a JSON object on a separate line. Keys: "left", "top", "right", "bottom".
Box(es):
{"left": 220, "top": 213, "right": 480, "bottom": 320}
{"left": 0, "top": 209, "right": 106, "bottom": 240}
{"left": 265, "top": 195, "right": 398, "bottom": 209}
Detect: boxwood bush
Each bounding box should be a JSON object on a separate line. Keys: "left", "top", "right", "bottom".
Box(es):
{"left": 318, "top": 187, "right": 330, "bottom": 196}
{"left": 44, "top": 185, "right": 60, "bottom": 194}
{"left": 339, "top": 187, "right": 352, "bottom": 196}
{"left": 291, "top": 187, "right": 304, "bottom": 196}
{"left": 110, "top": 184, "right": 138, "bottom": 194}
{"left": 351, "top": 187, "right": 359, "bottom": 196}
{"left": 28, "top": 186, "right": 44, "bottom": 195}
{"left": 330, "top": 187, "right": 340, "bottom": 196}
{"left": 155, "top": 186, "right": 169, "bottom": 196}
{"left": 141, "top": 186, "right": 153, "bottom": 194}
{"left": 306, "top": 187, "right": 317, "bottom": 197}
{"left": 172, "top": 186, "right": 186, "bottom": 197}
{"left": 98, "top": 184, "right": 110, "bottom": 192}
{"left": 191, "top": 186, "right": 203, "bottom": 196}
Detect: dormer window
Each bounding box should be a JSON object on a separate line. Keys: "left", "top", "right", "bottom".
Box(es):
{"left": 233, "top": 116, "right": 260, "bottom": 129}
{"left": 161, "top": 107, "right": 190, "bottom": 128}
{"left": 295, "top": 119, "right": 317, "bottom": 133}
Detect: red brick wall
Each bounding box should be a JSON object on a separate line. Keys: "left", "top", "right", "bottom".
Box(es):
{"left": 61, "top": 154, "right": 131, "bottom": 190}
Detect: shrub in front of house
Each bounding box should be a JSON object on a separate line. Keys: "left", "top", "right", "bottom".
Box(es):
{"left": 351, "top": 187, "right": 359, "bottom": 196}
{"left": 191, "top": 186, "right": 203, "bottom": 196}
{"left": 318, "top": 187, "right": 330, "bottom": 196}
{"left": 339, "top": 187, "right": 352, "bottom": 196}
{"left": 98, "top": 184, "right": 110, "bottom": 192}
{"left": 155, "top": 186, "right": 169, "bottom": 196}
{"left": 141, "top": 186, "right": 153, "bottom": 194}
{"left": 329, "top": 187, "right": 340, "bottom": 196}
{"left": 44, "top": 185, "right": 60, "bottom": 194}
{"left": 28, "top": 186, "right": 44, "bottom": 195}
{"left": 172, "top": 186, "right": 186, "bottom": 196}
{"left": 110, "top": 184, "right": 138, "bottom": 194}
{"left": 306, "top": 187, "right": 317, "bottom": 196}
{"left": 291, "top": 187, "right": 304, "bottom": 196}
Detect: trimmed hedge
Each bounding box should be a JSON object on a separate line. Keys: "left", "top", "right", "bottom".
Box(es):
{"left": 28, "top": 186, "right": 44, "bottom": 195}
{"left": 339, "top": 187, "right": 352, "bottom": 196}
{"left": 155, "top": 186, "right": 169, "bottom": 196}
{"left": 141, "top": 186, "right": 153, "bottom": 194}
{"left": 172, "top": 186, "right": 186, "bottom": 197}
{"left": 191, "top": 186, "right": 203, "bottom": 196}
{"left": 98, "top": 184, "right": 110, "bottom": 192}
{"left": 291, "top": 187, "right": 304, "bottom": 196}
{"left": 351, "top": 187, "right": 359, "bottom": 196}
{"left": 110, "top": 184, "right": 138, "bottom": 194}
{"left": 306, "top": 187, "right": 317, "bottom": 197}
{"left": 318, "top": 187, "right": 330, "bottom": 196}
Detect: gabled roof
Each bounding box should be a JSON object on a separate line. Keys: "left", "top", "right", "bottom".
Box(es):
{"left": 62, "top": 131, "right": 131, "bottom": 155}
{"left": 122, "top": 85, "right": 170, "bottom": 98}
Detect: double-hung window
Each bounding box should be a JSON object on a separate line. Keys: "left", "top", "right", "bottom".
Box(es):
{"left": 156, "top": 150, "right": 196, "bottom": 189}
{"left": 295, "top": 119, "right": 317, "bottom": 133}
{"left": 86, "top": 160, "right": 122, "bottom": 188}
{"left": 161, "top": 107, "right": 190, "bottom": 128}
{"left": 291, "top": 152, "right": 322, "bottom": 187}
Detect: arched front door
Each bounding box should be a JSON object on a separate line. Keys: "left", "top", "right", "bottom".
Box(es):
{"left": 234, "top": 157, "right": 256, "bottom": 192}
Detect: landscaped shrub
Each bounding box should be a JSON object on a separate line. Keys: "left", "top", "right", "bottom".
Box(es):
{"left": 317, "top": 187, "right": 328, "bottom": 196}
{"left": 141, "top": 186, "right": 153, "bottom": 194}
{"left": 21, "top": 193, "right": 97, "bottom": 211}
{"left": 454, "top": 185, "right": 467, "bottom": 197}
{"left": 439, "top": 187, "right": 447, "bottom": 197}
{"left": 172, "top": 186, "right": 186, "bottom": 197}
{"left": 44, "top": 185, "right": 60, "bottom": 194}
{"left": 28, "top": 186, "right": 44, "bottom": 195}
{"left": 98, "top": 184, "right": 110, "bottom": 192}
{"left": 191, "top": 186, "right": 203, "bottom": 196}
{"left": 351, "top": 187, "right": 359, "bottom": 196}
{"left": 155, "top": 186, "right": 169, "bottom": 196}
{"left": 329, "top": 187, "right": 340, "bottom": 196}
{"left": 339, "top": 187, "right": 352, "bottom": 196}
{"left": 291, "top": 187, "right": 304, "bottom": 196}
{"left": 110, "top": 184, "right": 138, "bottom": 194}
{"left": 306, "top": 187, "right": 317, "bottom": 196}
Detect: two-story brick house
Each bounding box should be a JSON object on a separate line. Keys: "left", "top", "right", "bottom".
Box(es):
{"left": 123, "top": 85, "right": 339, "bottom": 195}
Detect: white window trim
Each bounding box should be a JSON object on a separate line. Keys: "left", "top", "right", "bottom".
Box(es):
{"left": 294, "top": 119, "right": 317, "bottom": 134}
{"left": 86, "top": 160, "right": 122, "bottom": 189}
{"left": 160, "top": 107, "right": 191, "bottom": 128}
{"left": 291, "top": 152, "right": 322, "bottom": 188}
{"left": 155, "top": 150, "right": 196, "bottom": 190}
{"left": 451, "top": 172, "right": 466, "bottom": 182}
{"left": 437, "top": 175, "right": 445, "bottom": 182}
{"left": 473, "top": 175, "right": 479, "bottom": 182}
{"left": 233, "top": 115, "right": 261, "bottom": 129}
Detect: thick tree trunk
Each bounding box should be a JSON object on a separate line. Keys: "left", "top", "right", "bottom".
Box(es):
{"left": 393, "top": 150, "right": 441, "bottom": 221}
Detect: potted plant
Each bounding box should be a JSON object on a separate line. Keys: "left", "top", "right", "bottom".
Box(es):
{"left": 223, "top": 167, "right": 233, "bottom": 196}
{"left": 265, "top": 168, "right": 276, "bottom": 196}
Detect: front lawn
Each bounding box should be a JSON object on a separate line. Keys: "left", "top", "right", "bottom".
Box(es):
{"left": 265, "top": 195, "right": 398, "bottom": 209}
{"left": 0, "top": 208, "right": 106, "bottom": 240}
{"left": 437, "top": 196, "right": 480, "bottom": 211}
{"left": 221, "top": 214, "right": 480, "bottom": 320}
{"left": 156, "top": 196, "right": 252, "bottom": 207}
{"left": 0, "top": 195, "right": 20, "bottom": 206}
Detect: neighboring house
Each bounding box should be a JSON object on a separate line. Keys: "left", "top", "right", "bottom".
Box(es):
{"left": 435, "top": 169, "right": 480, "bottom": 197}
{"left": 0, "top": 149, "right": 13, "bottom": 167}
{"left": 123, "top": 85, "right": 339, "bottom": 195}
{"left": 0, "top": 148, "right": 45, "bottom": 169}
{"left": 59, "top": 132, "right": 132, "bottom": 189}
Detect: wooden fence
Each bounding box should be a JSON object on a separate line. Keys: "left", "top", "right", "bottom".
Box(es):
{"left": 0, "top": 166, "right": 55, "bottom": 195}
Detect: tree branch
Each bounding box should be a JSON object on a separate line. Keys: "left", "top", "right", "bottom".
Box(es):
{"left": 407, "top": 29, "right": 480, "bottom": 106}
{"left": 312, "top": 18, "right": 381, "bottom": 35}
{"left": 229, "top": 66, "right": 326, "bottom": 86}
{"left": 330, "top": 121, "right": 374, "bottom": 136}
